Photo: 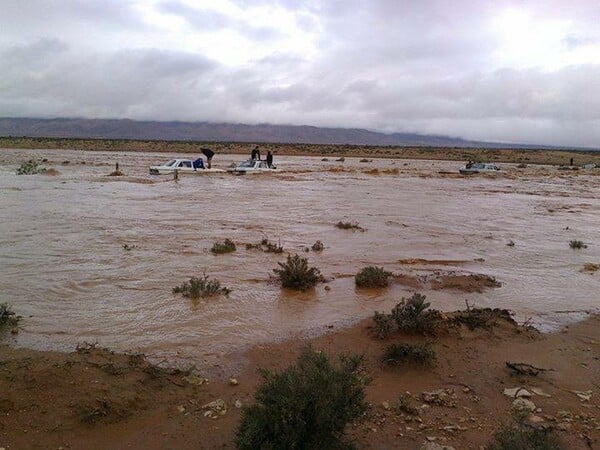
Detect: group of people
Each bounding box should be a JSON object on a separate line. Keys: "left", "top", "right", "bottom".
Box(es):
{"left": 251, "top": 146, "right": 275, "bottom": 168}
{"left": 193, "top": 145, "right": 275, "bottom": 169}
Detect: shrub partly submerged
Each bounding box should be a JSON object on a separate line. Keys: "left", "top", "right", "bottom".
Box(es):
{"left": 16, "top": 160, "right": 46, "bottom": 175}
{"left": 0, "top": 303, "right": 21, "bottom": 329}
{"left": 355, "top": 266, "right": 392, "bottom": 288}
{"left": 273, "top": 254, "right": 323, "bottom": 291}
{"left": 211, "top": 239, "right": 237, "bottom": 254}
{"left": 335, "top": 221, "right": 365, "bottom": 232}
{"left": 569, "top": 240, "right": 587, "bottom": 249}
{"left": 173, "top": 274, "right": 231, "bottom": 298}
{"left": 236, "top": 346, "right": 369, "bottom": 450}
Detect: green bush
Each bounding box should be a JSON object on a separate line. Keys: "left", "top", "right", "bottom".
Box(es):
{"left": 487, "top": 423, "right": 564, "bottom": 450}
{"left": 355, "top": 266, "right": 392, "bottom": 288}
{"left": 569, "top": 240, "right": 587, "bottom": 249}
{"left": 382, "top": 343, "right": 435, "bottom": 367}
{"left": 311, "top": 240, "right": 324, "bottom": 252}
{"left": 16, "top": 160, "right": 46, "bottom": 175}
{"left": 391, "top": 293, "right": 440, "bottom": 334}
{"left": 372, "top": 311, "right": 393, "bottom": 339}
{"left": 236, "top": 346, "right": 369, "bottom": 450}
{"left": 173, "top": 275, "right": 231, "bottom": 298}
{"left": 0, "top": 303, "right": 20, "bottom": 328}
{"left": 246, "top": 238, "right": 284, "bottom": 253}
{"left": 273, "top": 254, "right": 323, "bottom": 291}
{"left": 211, "top": 239, "right": 237, "bottom": 254}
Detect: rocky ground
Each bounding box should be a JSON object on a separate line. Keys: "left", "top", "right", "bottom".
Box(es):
{"left": 1, "top": 310, "right": 598, "bottom": 449}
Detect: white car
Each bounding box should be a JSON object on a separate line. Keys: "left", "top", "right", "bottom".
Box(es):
{"left": 227, "top": 159, "right": 278, "bottom": 175}
{"left": 149, "top": 159, "right": 225, "bottom": 175}
{"left": 459, "top": 162, "right": 501, "bottom": 175}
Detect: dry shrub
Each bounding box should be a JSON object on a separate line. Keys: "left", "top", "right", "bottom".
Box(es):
{"left": 382, "top": 343, "right": 435, "bottom": 367}
{"left": 273, "top": 254, "right": 323, "bottom": 291}
{"left": 391, "top": 293, "right": 440, "bottom": 334}
{"left": 173, "top": 275, "right": 231, "bottom": 298}
{"left": 211, "top": 239, "right": 237, "bottom": 254}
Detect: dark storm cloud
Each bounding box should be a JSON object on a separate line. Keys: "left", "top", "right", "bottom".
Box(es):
{"left": 1, "top": 0, "right": 600, "bottom": 146}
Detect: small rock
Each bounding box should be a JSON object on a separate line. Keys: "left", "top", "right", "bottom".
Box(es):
{"left": 381, "top": 401, "right": 391, "bottom": 410}
{"left": 183, "top": 374, "right": 208, "bottom": 386}
{"left": 202, "top": 399, "right": 227, "bottom": 418}
{"left": 420, "top": 443, "right": 456, "bottom": 450}
{"left": 503, "top": 387, "right": 532, "bottom": 398}
{"left": 531, "top": 387, "right": 551, "bottom": 398}
{"left": 462, "top": 387, "right": 470, "bottom": 393}
{"left": 529, "top": 415, "right": 545, "bottom": 424}
{"left": 234, "top": 399, "right": 243, "bottom": 409}
{"left": 324, "top": 285, "right": 331, "bottom": 291}
{"left": 573, "top": 390, "right": 592, "bottom": 402}
{"left": 229, "top": 378, "right": 239, "bottom": 386}
{"left": 557, "top": 422, "right": 572, "bottom": 431}
{"left": 177, "top": 405, "right": 186, "bottom": 413}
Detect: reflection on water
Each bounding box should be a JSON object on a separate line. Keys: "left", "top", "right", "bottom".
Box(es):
{"left": 1, "top": 148, "right": 599, "bottom": 365}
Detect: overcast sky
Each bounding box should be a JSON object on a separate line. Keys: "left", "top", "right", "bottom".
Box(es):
{"left": 1, "top": 0, "right": 599, "bottom": 147}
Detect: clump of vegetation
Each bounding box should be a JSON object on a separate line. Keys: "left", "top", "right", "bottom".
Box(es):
{"left": 391, "top": 293, "right": 440, "bottom": 334}
{"left": 173, "top": 274, "right": 231, "bottom": 298}
{"left": 382, "top": 343, "right": 436, "bottom": 367}
{"left": 335, "top": 221, "right": 365, "bottom": 232}
{"left": 122, "top": 244, "right": 137, "bottom": 251}
{"left": 211, "top": 239, "right": 237, "bottom": 254}
{"left": 569, "top": 240, "right": 587, "bottom": 249}
{"left": 359, "top": 158, "right": 372, "bottom": 163}
{"left": 487, "top": 422, "right": 564, "bottom": 450}
{"left": 355, "top": 266, "right": 392, "bottom": 288}
{"left": 451, "top": 303, "right": 515, "bottom": 330}
{"left": 246, "top": 238, "right": 283, "bottom": 253}
{"left": 0, "top": 303, "right": 21, "bottom": 328}
{"left": 16, "top": 160, "right": 46, "bottom": 175}
{"left": 311, "top": 240, "right": 324, "bottom": 252}
{"left": 236, "top": 346, "right": 369, "bottom": 450}
{"left": 372, "top": 311, "right": 394, "bottom": 339}
{"left": 273, "top": 254, "right": 323, "bottom": 291}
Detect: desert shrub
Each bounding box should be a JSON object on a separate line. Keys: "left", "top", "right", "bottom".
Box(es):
{"left": 335, "top": 221, "right": 365, "bottom": 232}
{"left": 391, "top": 293, "right": 440, "bottom": 334}
{"left": 569, "top": 240, "right": 587, "bottom": 249}
{"left": 355, "top": 266, "right": 392, "bottom": 288}
{"left": 211, "top": 239, "right": 237, "bottom": 254}
{"left": 311, "top": 240, "right": 324, "bottom": 252}
{"left": 372, "top": 311, "right": 393, "bottom": 339}
{"left": 246, "top": 238, "right": 283, "bottom": 253}
{"left": 487, "top": 422, "right": 564, "bottom": 450}
{"left": 273, "top": 254, "right": 323, "bottom": 291}
{"left": 16, "top": 160, "right": 46, "bottom": 175}
{"left": 0, "top": 303, "right": 20, "bottom": 328}
{"left": 173, "top": 275, "right": 231, "bottom": 298}
{"left": 236, "top": 346, "right": 369, "bottom": 450}
{"left": 382, "top": 343, "right": 435, "bottom": 367}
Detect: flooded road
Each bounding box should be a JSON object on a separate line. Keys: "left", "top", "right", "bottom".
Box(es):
{"left": 1, "top": 148, "right": 599, "bottom": 366}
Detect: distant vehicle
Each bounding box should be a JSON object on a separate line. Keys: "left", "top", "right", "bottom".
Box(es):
{"left": 149, "top": 159, "right": 225, "bottom": 175}
{"left": 459, "top": 162, "right": 501, "bottom": 175}
{"left": 227, "top": 159, "right": 278, "bottom": 175}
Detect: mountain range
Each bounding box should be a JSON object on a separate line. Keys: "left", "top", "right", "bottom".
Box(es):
{"left": 0, "top": 117, "right": 575, "bottom": 149}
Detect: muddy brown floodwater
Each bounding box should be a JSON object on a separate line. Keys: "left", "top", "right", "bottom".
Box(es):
{"left": 1, "top": 148, "right": 599, "bottom": 369}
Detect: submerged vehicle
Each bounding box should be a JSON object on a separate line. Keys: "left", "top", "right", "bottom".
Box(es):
{"left": 227, "top": 159, "right": 278, "bottom": 175}
{"left": 459, "top": 162, "right": 501, "bottom": 175}
{"left": 149, "top": 159, "right": 225, "bottom": 175}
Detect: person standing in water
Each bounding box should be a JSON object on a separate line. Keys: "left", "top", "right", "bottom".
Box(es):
{"left": 251, "top": 146, "right": 261, "bottom": 160}
{"left": 201, "top": 148, "right": 215, "bottom": 169}
{"left": 266, "top": 150, "right": 274, "bottom": 168}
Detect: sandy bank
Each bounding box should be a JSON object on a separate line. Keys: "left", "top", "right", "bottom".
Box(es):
{"left": 1, "top": 311, "right": 598, "bottom": 449}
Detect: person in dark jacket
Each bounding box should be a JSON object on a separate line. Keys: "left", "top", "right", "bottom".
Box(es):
{"left": 251, "top": 146, "right": 261, "bottom": 160}
{"left": 266, "top": 150, "right": 274, "bottom": 168}
{"left": 201, "top": 148, "right": 215, "bottom": 168}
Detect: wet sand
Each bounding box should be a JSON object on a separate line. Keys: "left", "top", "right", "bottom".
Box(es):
{"left": 1, "top": 312, "right": 598, "bottom": 449}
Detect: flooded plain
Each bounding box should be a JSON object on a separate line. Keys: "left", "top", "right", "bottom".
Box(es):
{"left": 1, "top": 148, "right": 599, "bottom": 366}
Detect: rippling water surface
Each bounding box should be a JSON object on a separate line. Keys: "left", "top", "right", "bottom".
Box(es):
{"left": 1, "top": 149, "right": 599, "bottom": 364}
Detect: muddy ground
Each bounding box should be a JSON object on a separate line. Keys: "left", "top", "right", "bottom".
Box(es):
{"left": 1, "top": 311, "right": 598, "bottom": 449}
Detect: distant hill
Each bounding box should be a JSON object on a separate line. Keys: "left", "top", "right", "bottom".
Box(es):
{"left": 0, "top": 117, "right": 582, "bottom": 149}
